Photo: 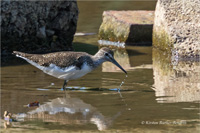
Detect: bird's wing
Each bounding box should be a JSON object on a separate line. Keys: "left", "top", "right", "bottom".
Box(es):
{"left": 13, "top": 51, "right": 45, "bottom": 70}
{"left": 13, "top": 51, "right": 89, "bottom": 68}
{"left": 13, "top": 51, "right": 93, "bottom": 79}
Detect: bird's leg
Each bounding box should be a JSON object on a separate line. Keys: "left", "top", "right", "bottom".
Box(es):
{"left": 62, "top": 80, "right": 68, "bottom": 90}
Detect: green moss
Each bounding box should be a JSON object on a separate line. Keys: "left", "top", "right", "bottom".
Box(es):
{"left": 98, "top": 20, "right": 129, "bottom": 43}
{"left": 153, "top": 29, "right": 175, "bottom": 54}
{"left": 152, "top": 48, "right": 173, "bottom": 76}
{"left": 99, "top": 19, "right": 152, "bottom": 44}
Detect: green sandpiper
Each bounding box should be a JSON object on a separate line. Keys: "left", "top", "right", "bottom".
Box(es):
{"left": 13, "top": 47, "right": 127, "bottom": 90}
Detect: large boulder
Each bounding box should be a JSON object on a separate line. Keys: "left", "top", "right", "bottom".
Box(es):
{"left": 153, "top": 0, "right": 200, "bottom": 58}
{"left": 99, "top": 11, "right": 154, "bottom": 45}
{"left": 1, "top": 0, "right": 79, "bottom": 55}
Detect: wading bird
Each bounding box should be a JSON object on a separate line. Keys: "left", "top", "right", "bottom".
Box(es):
{"left": 13, "top": 47, "right": 127, "bottom": 90}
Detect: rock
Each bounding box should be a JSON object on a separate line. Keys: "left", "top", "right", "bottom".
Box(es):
{"left": 1, "top": 0, "right": 78, "bottom": 54}
{"left": 99, "top": 11, "right": 154, "bottom": 45}
{"left": 36, "top": 26, "right": 46, "bottom": 39}
{"left": 46, "top": 29, "right": 55, "bottom": 36}
{"left": 153, "top": 0, "right": 200, "bottom": 59}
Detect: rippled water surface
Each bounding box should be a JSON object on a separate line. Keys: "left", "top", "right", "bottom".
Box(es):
{"left": 1, "top": 1, "right": 200, "bottom": 132}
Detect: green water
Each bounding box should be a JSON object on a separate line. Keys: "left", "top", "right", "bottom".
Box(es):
{"left": 1, "top": 1, "right": 200, "bottom": 132}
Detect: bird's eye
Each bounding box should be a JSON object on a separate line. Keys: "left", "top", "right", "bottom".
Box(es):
{"left": 105, "top": 53, "right": 109, "bottom": 56}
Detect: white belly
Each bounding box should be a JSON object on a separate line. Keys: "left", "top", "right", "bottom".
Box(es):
{"left": 48, "top": 63, "right": 93, "bottom": 80}
{"left": 19, "top": 56, "right": 93, "bottom": 80}
{"left": 36, "top": 63, "right": 93, "bottom": 80}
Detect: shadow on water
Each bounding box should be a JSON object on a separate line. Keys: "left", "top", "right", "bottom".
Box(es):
{"left": 1, "top": 56, "right": 28, "bottom": 67}
{"left": 73, "top": 41, "right": 99, "bottom": 55}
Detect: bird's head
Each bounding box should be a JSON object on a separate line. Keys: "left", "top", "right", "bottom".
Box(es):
{"left": 95, "top": 47, "right": 127, "bottom": 74}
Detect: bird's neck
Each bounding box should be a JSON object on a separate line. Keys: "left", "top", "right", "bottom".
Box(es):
{"left": 92, "top": 55, "right": 106, "bottom": 68}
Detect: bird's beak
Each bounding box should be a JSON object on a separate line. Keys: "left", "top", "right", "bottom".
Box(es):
{"left": 109, "top": 57, "right": 127, "bottom": 74}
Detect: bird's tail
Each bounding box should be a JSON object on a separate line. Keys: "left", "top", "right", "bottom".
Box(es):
{"left": 13, "top": 51, "right": 26, "bottom": 57}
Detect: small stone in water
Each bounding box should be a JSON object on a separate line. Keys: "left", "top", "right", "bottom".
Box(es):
{"left": 27, "top": 101, "right": 40, "bottom": 107}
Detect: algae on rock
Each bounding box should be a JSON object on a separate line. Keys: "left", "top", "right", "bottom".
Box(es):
{"left": 99, "top": 11, "right": 154, "bottom": 45}
{"left": 153, "top": 0, "right": 200, "bottom": 58}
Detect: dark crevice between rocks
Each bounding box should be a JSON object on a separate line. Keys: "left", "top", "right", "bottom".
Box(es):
{"left": 125, "top": 24, "right": 153, "bottom": 46}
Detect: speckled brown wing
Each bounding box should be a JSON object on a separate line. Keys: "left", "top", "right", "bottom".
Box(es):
{"left": 13, "top": 51, "right": 91, "bottom": 69}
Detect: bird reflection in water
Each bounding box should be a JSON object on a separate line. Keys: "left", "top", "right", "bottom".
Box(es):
{"left": 11, "top": 93, "right": 121, "bottom": 131}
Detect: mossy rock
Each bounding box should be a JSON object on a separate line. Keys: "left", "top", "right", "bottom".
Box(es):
{"left": 99, "top": 11, "right": 154, "bottom": 45}
{"left": 153, "top": 29, "right": 175, "bottom": 54}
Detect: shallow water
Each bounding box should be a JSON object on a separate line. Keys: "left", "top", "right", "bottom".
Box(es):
{"left": 1, "top": 46, "right": 200, "bottom": 132}
{"left": 1, "top": 1, "right": 200, "bottom": 132}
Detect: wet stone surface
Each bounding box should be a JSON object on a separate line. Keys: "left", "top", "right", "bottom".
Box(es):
{"left": 1, "top": 1, "right": 78, "bottom": 55}
{"left": 153, "top": 0, "right": 200, "bottom": 58}
{"left": 99, "top": 11, "right": 154, "bottom": 45}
